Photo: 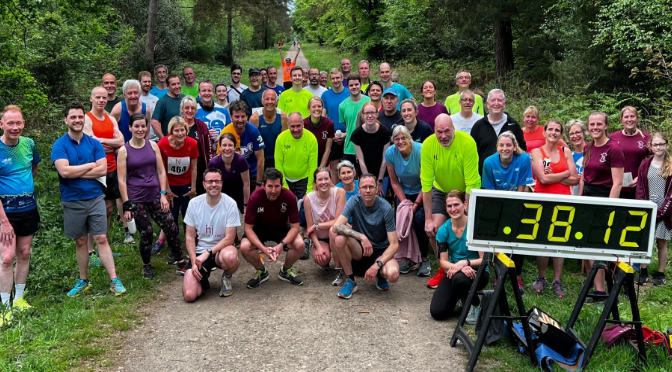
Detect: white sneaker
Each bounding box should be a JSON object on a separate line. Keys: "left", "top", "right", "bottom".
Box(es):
{"left": 219, "top": 273, "right": 233, "bottom": 297}
{"left": 332, "top": 269, "right": 345, "bottom": 286}
{"left": 465, "top": 304, "right": 480, "bottom": 325}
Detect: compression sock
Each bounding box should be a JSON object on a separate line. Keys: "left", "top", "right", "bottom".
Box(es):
{"left": 348, "top": 274, "right": 355, "bottom": 281}
{"left": 281, "top": 265, "right": 289, "bottom": 272}
{"left": 14, "top": 284, "right": 25, "bottom": 300}
{"left": 0, "top": 293, "right": 9, "bottom": 307}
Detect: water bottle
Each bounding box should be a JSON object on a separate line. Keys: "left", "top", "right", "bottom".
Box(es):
{"left": 127, "top": 218, "right": 137, "bottom": 234}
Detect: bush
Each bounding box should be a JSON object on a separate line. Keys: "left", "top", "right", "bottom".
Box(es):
{"left": 0, "top": 67, "right": 49, "bottom": 123}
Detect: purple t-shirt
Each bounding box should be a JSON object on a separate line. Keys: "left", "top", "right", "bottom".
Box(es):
{"left": 582, "top": 139, "right": 625, "bottom": 188}
{"left": 208, "top": 153, "right": 249, "bottom": 209}
{"left": 609, "top": 130, "right": 650, "bottom": 191}
{"left": 417, "top": 103, "right": 448, "bottom": 130}
{"left": 244, "top": 187, "right": 299, "bottom": 228}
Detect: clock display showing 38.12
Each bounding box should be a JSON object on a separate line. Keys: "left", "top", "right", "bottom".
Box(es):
{"left": 472, "top": 194, "right": 652, "bottom": 252}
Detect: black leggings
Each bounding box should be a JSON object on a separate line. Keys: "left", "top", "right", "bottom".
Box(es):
{"left": 430, "top": 270, "right": 489, "bottom": 320}
{"left": 135, "top": 200, "right": 182, "bottom": 265}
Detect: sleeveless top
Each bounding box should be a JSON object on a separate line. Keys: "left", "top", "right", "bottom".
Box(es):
{"left": 258, "top": 113, "right": 283, "bottom": 159}
{"left": 119, "top": 100, "right": 147, "bottom": 142}
{"left": 306, "top": 187, "right": 338, "bottom": 239}
{"left": 535, "top": 145, "right": 571, "bottom": 195}
{"left": 125, "top": 141, "right": 160, "bottom": 202}
{"left": 87, "top": 112, "right": 116, "bottom": 173}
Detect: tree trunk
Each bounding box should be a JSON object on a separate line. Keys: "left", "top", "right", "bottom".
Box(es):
{"left": 224, "top": 3, "right": 233, "bottom": 65}
{"left": 494, "top": 17, "right": 514, "bottom": 77}
{"left": 263, "top": 15, "right": 268, "bottom": 49}
{"left": 145, "top": 0, "right": 158, "bottom": 70}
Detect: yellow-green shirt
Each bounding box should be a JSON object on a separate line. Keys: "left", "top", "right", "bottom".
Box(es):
{"left": 278, "top": 88, "right": 313, "bottom": 118}
{"left": 275, "top": 129, "right": 318, "bottom": 191}
{"left": 420, "top": 131, "right": 481, "bottom": 193}
{"left": 444, "top": 92, "right": 484, "bottom": 116}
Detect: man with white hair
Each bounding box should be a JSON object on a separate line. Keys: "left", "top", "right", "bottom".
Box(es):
{"left": 110, "top": 80, "right": 152, "bottom": 142}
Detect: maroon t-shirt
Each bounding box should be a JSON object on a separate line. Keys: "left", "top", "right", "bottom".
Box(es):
{"left": 244, "top": 187, "right": 299, "bottom": 227}
{"left": 417, "top": 103, "right": 448, "bottom": 130}
{"left": 609, "top": 130, "right": 650, "bottom": 191}
{"left": 582, "top": 139, "right": 625, "bottom": 188}
{"left": 304, "top": 116, "right": 335, "bottom": 162}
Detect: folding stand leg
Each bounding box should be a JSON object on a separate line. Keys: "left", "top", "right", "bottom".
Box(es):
{"left": 567, "top": 261, "right": 603, "bottom": 330}
{"left": 451, "top": 252, "right": 491, "bottom": 350}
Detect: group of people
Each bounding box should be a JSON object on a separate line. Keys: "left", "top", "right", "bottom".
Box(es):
{"left": 0, "top": 49, "right": 669, "bottom": 327}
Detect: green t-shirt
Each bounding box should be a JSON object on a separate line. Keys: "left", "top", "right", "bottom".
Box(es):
{"left": 278, "top": 88, "right": 313, "bottom": 118}
{"left": 274, "top": 129, "right": 318, "bottom": 191}
{"left": 338, "top": 95, "right": 371, "bottom": 155}
{"left": 182, "top": 84, "right": 199, "bottom": 98}
{"left": 444, "top": 92, "right": 484, "bottom": 116}
{"left": 420, "top": 130, "right": 481, "bottom": 193}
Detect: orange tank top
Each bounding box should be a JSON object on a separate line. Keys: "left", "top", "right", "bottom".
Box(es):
{"left": 282, "top": 60, "right": 296, "bottom": 82}
{"left": 535, "top": 145, "right": 571, "bottom": 195}
{"left": 87, "top": 112, "right": 117, "bottom": 172}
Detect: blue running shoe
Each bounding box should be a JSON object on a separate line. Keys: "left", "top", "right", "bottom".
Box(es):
{"left": 67, "top": 279, "right": 91, "bottom": 297}
{"left": 109, "top": 278, "right": 127, "bottom": 296}
{"left": 338, "top": 277, "right": 358, "bottom": 299}
{"left": 376, "top": 274, "right": 390, "bottom": 291}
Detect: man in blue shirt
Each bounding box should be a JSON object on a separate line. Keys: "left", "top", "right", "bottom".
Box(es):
{"left": 51, "top": 102, "right": 126, "bottom": 298}
{"left": 321, "top": 68, "right": 350, "bottom": 177}
{"left": 220, "top": 101, "right": 265, "bottom": 192}
{"left": 378, "top": 62, "right": 412, "bottom": 109}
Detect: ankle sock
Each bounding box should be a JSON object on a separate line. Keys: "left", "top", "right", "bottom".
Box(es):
{"left": 0, "top": 293, "right": 10, "bottom": 306}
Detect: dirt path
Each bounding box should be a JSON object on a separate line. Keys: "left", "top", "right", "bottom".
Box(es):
{"left": 290, "top": 43, "right": 310, "bottom": 69}
{"left": 105, "top": 257, "right": 477, "bottom": 371}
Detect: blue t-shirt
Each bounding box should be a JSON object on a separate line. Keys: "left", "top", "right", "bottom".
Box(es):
{"left": 321, "top": 88, "right": 350, "bottom": 132}
{"left": 149, "top": 86, "right": 168, "bottom": 99}
{"left": 265, "top": 85, "right": 285, "bottom": 96}
{"left": 572, "top": 152, "right": 584, "bottom": 175}
{"left": 258, "top": 113, "right": 283, "bottom": 160}
{"left": 436, "top": 219, "right": 481, "bottom": 265}
{"left": 0, "top": 137, "right": 41, "bottom": 213}
{"left": 389, "top": 83, "right": 413, "bottom": 109}
{"left": 239, "top": 123, "right": 265, "bottom": 176}
{"left": 336, "top": 179, "right": 359, "bottom": 201}
{"left": 384, "top": 142, "right": 422, "bottom": 195}
{"left": 481, "top": 152, "right": 534, "bottom": 191}
{"left": 51, "top": 133, "right": 106, "bottom": 202}
{"left": 196, "top": 103, "right": 231, "bottom": 132}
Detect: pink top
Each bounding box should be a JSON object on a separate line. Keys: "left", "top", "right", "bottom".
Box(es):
{"left": 306, "top": 187, "right": 338, "bottom": 239}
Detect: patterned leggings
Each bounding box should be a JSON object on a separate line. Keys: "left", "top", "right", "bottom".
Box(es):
{"left": 135, "top": 200, "right": 182, "bottom": 264}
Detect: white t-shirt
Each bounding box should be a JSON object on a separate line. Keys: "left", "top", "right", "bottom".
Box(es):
{"left": 140, "top": 93, "right": 160, "bottom": 141}
{"left": 183, "top": 193, "right": 241, "bottom": 254}
{"left": 305, "top": 85, "right": 327, "bottom": 97}
{"left": 450, "top": 112, "right": 483, "bottom": 134}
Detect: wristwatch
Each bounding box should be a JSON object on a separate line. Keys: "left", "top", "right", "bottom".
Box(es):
{"left": 376, "top": 260, "right": 384, "bottom": 269}
{"left": 207, "top": 247, "right": 213, "bottom": 255}
{"left": 282, "top": 241, "right": 289, "bottom": 250}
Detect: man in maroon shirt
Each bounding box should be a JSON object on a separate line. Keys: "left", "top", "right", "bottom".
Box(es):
{"left": 240, "top": 168, "right": 305, "bottom": 287}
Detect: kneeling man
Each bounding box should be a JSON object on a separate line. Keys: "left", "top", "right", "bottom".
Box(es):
{"left": 332, "top": 174, "right": 399, "bottom": 299}
{"left": 183, "top": 168, "right": 241, "bottom": 302}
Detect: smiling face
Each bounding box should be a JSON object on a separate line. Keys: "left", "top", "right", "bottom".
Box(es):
{"left": 182, "top": 67, "right": 195, "bottom": 84}
{"left": 168, "top": 76, "right": 182, "bottom": 97}
{"left": 231, "top": 69, "right": 242, "bottom": 84}
{"left": 367, "top": 84, "right": 382, "bottom": 101}
{"left": 486, "top": 91, "right": 505, "bottom": 115}
{"left": 459, "top": 92, "right": 475, "bottom": 112}
{"left": 170, "top": 124, "right": 187, "bottom": 143}
{"left": 382, "top": 94, "right": 398, "bottom": 113}
{"left": 621, "top": 108, "right": 638, "bottom": 132}
{"left": 362, "top": 104, "right": 378, "bottom": 126}
{"left": 219, "top": 137, "right": 236, "bottom": 157}
{"left": 339, "top": 166, "right": 355, "bottom": 185}
{"left": 379, "top": 63, "right": 391, "bottom": 82}
{"left": 156, "top": 67, "right": 167, "bottom": 83}
{"left": 348, "top": 79, "right": 361, "bottom": 96}
{"left": 400, "top": 101, "right": 417, "bottom": 124}
{"left": 588, "top": 113, "right": 607, "bottom": 140}
{"left": 568, "top": 124, "right": 586, "bottom": 148}
{"left": 320, "top": 72, "right": 328, "bottom": 86}
{"left": 340, "top": 59, "right": 351, "bottom": 74}
{"left": 315, "top": 170, "right": 332, "bottom": 192}
{"left": 264, "top": 178, "right": 283, "bottom": 201}
{"left": 216, "top": 85, "right": 228, "bottom": 102}
{"left": 249, "top": 73, "right": 261, "bottom": 89}
{"left": 181, "top": 102, "right": 196, "bottom": 121}
{"left": 523, "top": 112, "right": 539, "bottom": 129}
{"left": 434, "top": 115, "right": 455, "bottom": 147}
{"left": 0, "top": 110, "right": 25, "bottom": 142}
{"left": 422, "top": 81, "right": 436, "bottom": 100}
{"left": 65, "top": 108, "right": 85, "bottom": 133}
{"left": 291, "top": 69, "right": 303, "bottom": 86}
{"left": 309, "top": 99, "right": 323, "bottom": 118}
{"left": 497, "top": 136, "right": 515, "bottom": 162}
{"left": 124, "top": 85, "right": 140, "bottom": 107}
{"left": 544, "top": 121, "right": 563, "bottom": 144}
{"left": 446, "top": 196, "right": 466, "bottom": 219}
{"left": 309, "top": 68, "right": 320, "bottom": 86}
{"left": 90, "top": 87, "right": 108, "bottom": 112}
{"left": 198, "top": 82, "right": 214, "bottom": 104}
{"left": 261, "top": 89, "right": 278, "bottom": 111}
{"left": 140, "top": 75, "right": 153, "bottom": 93}
{"left": 455, "top": 72, "right": 471, "bottom": 89}
{"left": 260, "top": 70, "right": 268, "bottom": 85}
{"left": 358, "top": 62, "right": 370, "bottom": 79}
{"left": 289, "top": 114, "right": 304, "bottom": 139}
{"left": 130, "top": 118, "right": 147, "bottom": 139}
{"left": 330, "top": 71, "right": 343, "bottom": 89}
{"left": 231, "top": 110, "right": 247, "bottom": 132}
{"left": 267, "top": 67, "right": 278, "bottom": 84}
{"left": 102, "top": 74, "right": 117, "bottom": 97}
{"left": 392, "top": 132, "right": 410, "bottom": 154}
{"left": 650, "top": 134, "right": 668, "bottom": 157}
{"left": 358, "top": 176, "right": 377, "bottom": 204}
{"left": 203, "top": 171, "right": 223, "bottom": 197}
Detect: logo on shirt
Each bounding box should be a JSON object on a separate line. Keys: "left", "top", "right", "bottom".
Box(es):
{"left": 600, "top": 152, "right": 608, "bottom": 163}
{"left": 321, "top": 131, "right": 328, "bottom": 140}
{"left": 205, "top": 225, "right": 214, "bottom": 236}
{"left": 637, "top": 140, "right": 645, "bottom": 149}
{"left": 280, "top": 202, "right": 287, "bottom": 213}
{"left": 257, "top": 206, "right": 264, "bottom": 214}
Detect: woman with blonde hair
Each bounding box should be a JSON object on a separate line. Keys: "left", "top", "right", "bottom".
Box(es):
{"left": 636, "top": 132, "right": 671, "bottom": 285}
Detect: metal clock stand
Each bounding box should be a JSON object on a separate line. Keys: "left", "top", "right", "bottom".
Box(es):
{"left": 565, "top": 260, "right": 647, "bottom": 368}
{"left": 450, "top": 252, "right": 537, "bottom": 372}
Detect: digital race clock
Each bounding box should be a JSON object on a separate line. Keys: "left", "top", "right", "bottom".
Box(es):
{"left": 467, "top": 189, "right": 656, "bottom": 264}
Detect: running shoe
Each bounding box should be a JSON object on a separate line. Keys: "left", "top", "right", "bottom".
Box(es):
{"left": 278, "top": 267, "right": 304, "bottom": 285}
{"left": 109, "top": 278, "right": 127, "bottom": 296}
{"left": 67, "top": 279, "right": 91, "bottom": 297}
{"left": 552, "top": 280, "right": 565, "bottom": 298}
{"left": 123, "top": 231, "right": 135, "bottom": 244}
{"left": 399, "top": 259, "right": 418, "bottom": 274}
{"left": 466, "top": 304, "right": 480, "bottom": 325}
{"left": 142, "top": 264, "right": 155, "bottom": 279}
{"left": 376, "top": 274, "right": 390, "bottom": 291}
{"left": 151, "top": 240, "right": 163, "bottom": 255}
{"left": 247, "top": 268, "right": 270, "bottom": 288}
{"left": 332, "top": 268, "right": 345, "bottom": 286}
{"left": 417, "top": 259, "right": 431, "bottom": 277}
{"left": 0, "top": 310, "right": 11, "bottom": 327}
{"left": 652, "top": 271, "right": 666, "bottom": 286}
{"left": 636, "top": 270, "right": 648, "bottom": 285}
{"left": 532, "top": 277, "right": 546, "bottom": 294}
{"left": 175, "top": 259, "right": 190, "bottom": 276}
{"left": 338, "top": 277, "right": 358, "bottom": 299}
{"left": 220, "top": 273, "right": 233, "bottom": 297}
{"left": 427, "top": 267, "right": 446, "bottom": 289}
{"left": 88, "top": 252, "right": 101, "bottom": 267}
{"left": 12, "top": 298, "right": 32, "bottom": 311}
{"left": 586, "top": 290, "right": 608, "bottom": 304}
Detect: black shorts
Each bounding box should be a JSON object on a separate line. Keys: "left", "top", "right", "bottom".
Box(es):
{"left": 104, "top": 170, "right": 121, "bottom": 200}
{"left": 247, "top": 225, "right": 291, "bottom": 245}
{"left": 583, "top": 183, "right": 610, "bottom": 198}
{"left": 351, "top": 240, "right": 384, "bottom": 276}
{"left": 6, "top": 208, "right": 40, "bottom": 237}
{"left": 329, "top": 141, "right": 344, "bottom": 161}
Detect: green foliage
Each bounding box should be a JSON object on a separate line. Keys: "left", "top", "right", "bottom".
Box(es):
{"left": 0, "top": 67, "right": 48, "bottom": 122}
